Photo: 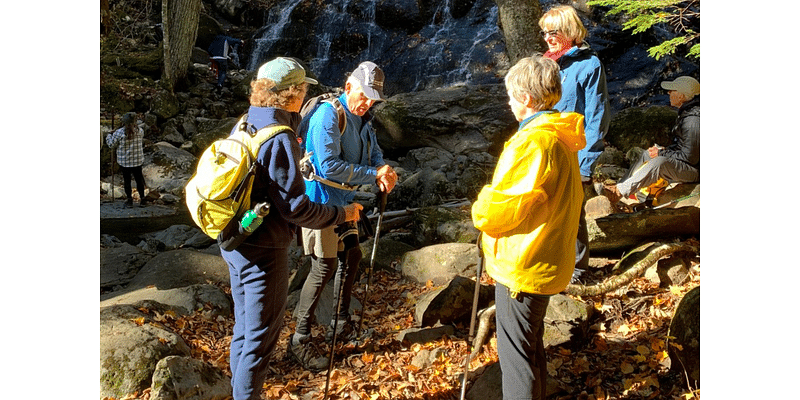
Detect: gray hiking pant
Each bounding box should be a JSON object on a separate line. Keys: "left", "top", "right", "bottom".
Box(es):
{"left": 617, "top": 152, "right": 699, "bottom": 198}
{"left": 495, "top": 282, "right": 550, "bottom": 400}
{"left": 294, "top": 225, "right": 361, "bottom": 336}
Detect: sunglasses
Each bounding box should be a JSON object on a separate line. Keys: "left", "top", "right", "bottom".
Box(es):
{"left": 540, "top": 29, "right": 560, "bottom": 38}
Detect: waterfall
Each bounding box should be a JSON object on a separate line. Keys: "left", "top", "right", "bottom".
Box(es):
{"left": 246, "top": 0, "right": 304, "bottom": 71}
{"left": 309, "top": 0, "right": 353, "bottom": 74}
{"left": 448, "top": 5, "right": 500, "bottom": 87}
{"left": 246, "top": 0, "right": 504, "bottom": 93}
{"left": 414, "top": 0, "right": 501, "bottom": 90}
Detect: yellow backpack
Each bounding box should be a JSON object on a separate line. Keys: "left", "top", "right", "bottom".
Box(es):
{"left": 185, "top": 114, "right": 290, "bottom": 239}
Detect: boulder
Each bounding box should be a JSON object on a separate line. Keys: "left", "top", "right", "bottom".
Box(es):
{"left": 121, "top": 249, "right": 230, "bottom": 292}
{"left": 400, "top": 243, "right": 480, "bottom": 285}
{"left": 372, "top": 84, "right": 515, "bottom": 156}
{"left": 139, "top": 224, "right": 216, "bottom": 251}
{"left": 101, "top": 238, "right": 155, "bottom": 290}
{"left": 143, "top": 141, "right": 197, "bottom": 196}
{"left": 100, "top": 283, "right": 232, "bottom": 319}
{"left": 668, "top": 286, "right": 700, "bottom": 387}
{"left": 150, "top": 356, "right": 232, "bottom": 400}
{"left": 100, "top": 305, "right": 191, "bottom": 399}
{"left": 464, "top": 362, "right": 561, "bottom": 400}
{"left": 359, "top": 237, "right": 417, "bottom": 274}
{"left": 543, "top": 294, "right": 595, "bottom": 349}
{"left": 414, "top": 275, "right": 493, "bottom": 327}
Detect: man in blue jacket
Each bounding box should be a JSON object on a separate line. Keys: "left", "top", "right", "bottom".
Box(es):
{"left": 288, "top": 61, "right": 398, "bottom": 371}
{"left": 208, "top": 34, "right": 243, "bottom": 89}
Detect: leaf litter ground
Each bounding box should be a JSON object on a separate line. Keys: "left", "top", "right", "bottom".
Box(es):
{"left": 122, "top": 251, "right": 700, "bottom": 400}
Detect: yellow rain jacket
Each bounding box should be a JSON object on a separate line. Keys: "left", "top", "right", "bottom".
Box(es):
{"left": 472, "top": 111, "right": 586, "bottom": 296}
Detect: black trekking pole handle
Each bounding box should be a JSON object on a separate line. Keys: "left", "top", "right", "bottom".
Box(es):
{"left": 357, "top": 189, "right": 387, "bottom": 337}
{"left": 460, "top": 233, "right": 484, "bottom": 400}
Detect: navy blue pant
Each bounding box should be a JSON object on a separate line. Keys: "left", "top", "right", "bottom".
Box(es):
{"left": 222, "top": 244, "right": 289, "bottom": 400}
{"left": 215, "top": 58, "right": 228, "bottom": 88}
{"left": 495, "top": 282, "right": 550, "bottom": 400}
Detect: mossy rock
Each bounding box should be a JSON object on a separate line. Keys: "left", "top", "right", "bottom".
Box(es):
{"left": 606, "top": 106, "right": 677, "bottom": 153}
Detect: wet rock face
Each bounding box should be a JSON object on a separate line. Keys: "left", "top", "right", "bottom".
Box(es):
{"left": 241, "top": 0, "right": 697, "bottom": 111}
{"left": 246, "top": 0, "right": 509, "bottom": 96}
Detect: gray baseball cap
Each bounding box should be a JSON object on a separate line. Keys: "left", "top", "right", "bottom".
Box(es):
{"left": 350, "top": 61, "right": 386, "bottom": 101}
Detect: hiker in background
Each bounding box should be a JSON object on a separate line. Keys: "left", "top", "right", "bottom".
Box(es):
{"left": 221, "top": 57, "right": 363, "bottom": 400}
{"left": 472, "top": 55, "right": 585, "bottom": 400}
{"left": 605, "top": 76, "right": 700, "bottom": 205}
{"left": 208, "top": 34, "right": 243, "bottom": 89}
{"left": 539, "top": 4, "right": 611, "bottom": 276}
{"left": 106, "top": 112, "right": 147, "bottom": 208}
{"left": 288, "top": 61, "right": 398, "bottom": 371}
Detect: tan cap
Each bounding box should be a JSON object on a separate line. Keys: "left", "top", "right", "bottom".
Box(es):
{"left": 661, "top": 76, "right": 699, "bottom": 99}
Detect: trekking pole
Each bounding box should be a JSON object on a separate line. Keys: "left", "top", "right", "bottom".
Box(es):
{"left": 324, "top": 191, "right": 386, "bottom": 400}
{"left": 323, "top": 273, "right": 346, "bottom": 400}
{"left": 110, "top": 114, "right": 116, "bottom": 203}
{"left": 459, "top": 233, "right": 484, "bottom": 400}
{"left": 357, "top": 189, "right": 387, "bottom": 337}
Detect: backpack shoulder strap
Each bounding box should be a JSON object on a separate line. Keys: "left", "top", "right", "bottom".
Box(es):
{"left": 324, "top": 97, "right": 347, "bottom": 134}
{"left": 235, "top": 113, "right": 293, "bottom": 159}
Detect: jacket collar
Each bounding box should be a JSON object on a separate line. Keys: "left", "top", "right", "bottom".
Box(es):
{"left": 246, "top": 106, "right": 301, "bottom": 130}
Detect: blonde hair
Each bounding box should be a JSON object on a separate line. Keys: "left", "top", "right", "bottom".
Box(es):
{"left": 505, "top": 54, "right": 562, "bottom": 111}
{"left": 249, "top": 79, "right": 307, "bottom": 108}
{"left": 538, "top": 5, "right": 587, "bottom": 44}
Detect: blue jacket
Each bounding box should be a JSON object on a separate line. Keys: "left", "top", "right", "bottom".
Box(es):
{"left": 208, "top": 35, "right": 242, "bottom": 59}
{"left": 553, "top": 43, "right": 611, "bottom": 177}
{"left": 304, "top": 93, "right": 386, "bottom": 207}
{"left": 237, "top": 106, "right": 346, "bottom": 248}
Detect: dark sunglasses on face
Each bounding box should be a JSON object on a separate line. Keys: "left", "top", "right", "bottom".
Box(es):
{"left": 540, "top": 29, "right": 559, "bottom": 38}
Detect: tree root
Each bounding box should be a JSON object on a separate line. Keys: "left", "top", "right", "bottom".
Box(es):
{"left": 470, "top": 304, "right": 496, "bottom": 360}
{"left": 468, "top": 241, "right": 699, "bottom": 356}
{"left": 564, "top": 241, "right": 699, "bottom": 297}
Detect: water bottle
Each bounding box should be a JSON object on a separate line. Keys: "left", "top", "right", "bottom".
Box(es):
{"left": 240, "top": 202, "right": 270, "bottom": 233}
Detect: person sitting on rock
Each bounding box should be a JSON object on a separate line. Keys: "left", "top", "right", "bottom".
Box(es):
{"left": 605, "top": 76, "right": 700, "bottom": 205}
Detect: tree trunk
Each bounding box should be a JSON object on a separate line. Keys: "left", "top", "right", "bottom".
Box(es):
{"left": 493, "top": 0, "right": 546, "bottom": 64}
{"left": 162, "top": 0, "right": 201, "bottom": 92}
{"left": 100, "top": 0, "right": 111, "bottom": 36}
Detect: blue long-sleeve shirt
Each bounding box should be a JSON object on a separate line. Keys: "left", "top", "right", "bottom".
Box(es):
{"left": 553, "top": 43, "right": 611, "bottom": 178}
{"left": 303, "top": 93, "right": 386, "bottom": 206}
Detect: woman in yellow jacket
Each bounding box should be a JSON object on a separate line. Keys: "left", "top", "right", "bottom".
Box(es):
{"left": 472, "top": 55, "right": 586, "bottom": 399}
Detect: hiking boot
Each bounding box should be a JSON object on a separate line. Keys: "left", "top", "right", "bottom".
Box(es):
{"left": 601, "top": 184, "right": 622, "bottom": 204}
{"left": 124, "top": 199, "right": 134, "bottom": 208}
{"left": 287, "top": 334, "right": 329, "bottom": 372}
{"left": 325, "top": 318, "right": 362, "bottom": 344}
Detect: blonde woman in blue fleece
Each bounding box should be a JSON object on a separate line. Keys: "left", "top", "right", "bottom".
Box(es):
{"left": 472, "top": 54, "right": 585, "bottom": 400}
{"left": 539, "top": 4, "right": 612, "bottom": 277}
